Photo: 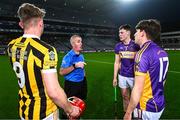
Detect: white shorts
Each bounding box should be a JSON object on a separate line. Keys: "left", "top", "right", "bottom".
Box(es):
{"left": 133, "top": 108, "right": 164, "bottom": 120}
{"left": 21, "top": 109, "right": 59, "bottom": 120}
{"left": 142, "top": 108, "right": 164, "bottom": 120}
{"left": 118, "top": 74, "right": 134, "bottom": 89}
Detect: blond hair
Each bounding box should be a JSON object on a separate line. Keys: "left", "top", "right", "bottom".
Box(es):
{"left": 70, "top": 35, "right": 82, "bottom": 46}
{"left": 17, "top": 3, "right": 46, "bottom": 28}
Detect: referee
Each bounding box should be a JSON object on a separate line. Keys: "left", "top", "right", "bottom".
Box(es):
{"left": 59, "top": 35, "right": 87, "bottom": 119}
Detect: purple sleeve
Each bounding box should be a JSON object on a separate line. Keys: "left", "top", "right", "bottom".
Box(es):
{"left": 136, "top": 53, "right": 149, "bottom": 73}
{"left": 114, "top": 44, "right": 120, "bottom": 54}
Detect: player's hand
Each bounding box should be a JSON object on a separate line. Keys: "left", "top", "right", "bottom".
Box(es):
{"left": 75, "top": 62, "right": 86, "bottom": 69}
{"left": 113, "top": 78, "right": 117, "bottom": 87}
{"left": 68, "top": 105, "right": 80, "bottom": 119}
{"left": 123, "top": 112, "right": 132, "bottom": 120}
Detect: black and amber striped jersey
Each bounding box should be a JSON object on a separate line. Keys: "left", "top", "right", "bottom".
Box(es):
{"left": 7, "top": 34, "right": 58, "bottom": 119}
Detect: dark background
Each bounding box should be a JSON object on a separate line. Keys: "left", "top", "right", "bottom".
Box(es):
{"left": 0, "top": 0, "right": 180, "bottom": 32}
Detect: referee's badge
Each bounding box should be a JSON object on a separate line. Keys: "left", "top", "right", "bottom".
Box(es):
{"left": 49, "top": 51, "right": 55, "bottom": 60}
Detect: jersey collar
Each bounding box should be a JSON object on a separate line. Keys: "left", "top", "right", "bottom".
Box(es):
{"left": 123, "top": 39, "right": 132, "bottom": 46}
{"left": 141, "top": 40, "right": 152, "bottom": 48}
{"left": 23, "top": 34, "right": 40, "bottom": 40}
{"left": 70, "top": 49, "right": 80, "bottom": 56}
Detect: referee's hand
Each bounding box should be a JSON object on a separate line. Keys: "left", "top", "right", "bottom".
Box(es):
{"left": 75, "top": 62, "right": 86, "bottom": 68}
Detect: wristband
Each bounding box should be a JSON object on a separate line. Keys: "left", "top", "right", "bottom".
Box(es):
{"left": 73, "top": 64, "right": 76, "bottom": 69}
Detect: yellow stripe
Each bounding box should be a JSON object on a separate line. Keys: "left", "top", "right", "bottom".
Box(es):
{"left": 43, "top": 50, "right": 50, "bottom": 69}
{"left": 19, "top": 90, "right": 23, "bottom": 118}
{"left": 139, "top": 72, "right": 153, "bottom": 110}
{"left": 21, "top": 86, "right": 28, "bottom": 99}
{"left": 30, "top": 39, "right": 48, "bottom": 54}
{"left": 34, "top": 55, "right": 42, "bottom": 68}
{"left": 46, "top": 99, "right": 58, "bottom": 116}
{"left": 8, "top": 39, "right": 16, "bottom": 46}
{"left": 27, "top": 50, "right": 40, "bottom": 98}
{"left": 27, "top": 50, "right": 42, "bottom": 119}
{"left": 135, "top": 71, "right": 147, "bottom": 76}
{"left": 19, "top": 44, "right": 28, "bottom": 97}
{"left": 139, "top": 42, "right": 150, "bottom": 61}
{"left": 30, "top": 37, "right": 49, "bottom": 69}
{"left": 24, "top": 99, "right": 31, "bottom": 119}
{"left": 9, "top": 38, "right": 22, "bottom": 62}
{"left": 135, "top": 44, "right": 146, "bottom": 63}
{"left": 119, "top": 51, "right": 136, "bottom": 59}
{"left": 20, "top": 38, "right": 30, "bottom": 67}
{"left": 45, "top": 93, "right": 50, "bottom": 116}
{"left": 53, "top": 47, "right": 58, "bottom": 68}
{"left": 33, "top": 100, "right": 40, "bottom": 119}
{"left": 135, "top": 49, "right": 143, "bottom": 63}
{"left": 19, "top": 100, "right": 24, "bottom": 118}
{"left": 11, "top": 38, "right": 22, "bottom": 63}
{"left": 135, "top": 42, "right": 151, "bottom": 63}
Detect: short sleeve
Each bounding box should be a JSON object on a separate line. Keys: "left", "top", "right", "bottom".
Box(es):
{"left": 135, "top": 53, "right": 149, "bottom": 76}
{"left": 42, "top": 47, "right": 58, "bottom": 70}
{"left": 61, "top": 55, "right": 71, "bottom": 68}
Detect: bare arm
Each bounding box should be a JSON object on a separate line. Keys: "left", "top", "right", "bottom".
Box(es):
{"left": 41, "top": 69, "right": 79, "bottom": 117}
{"left": 123, "top": 75, "right": 145, "bottom": 120}
{"left": 113, "top": 54, "right": 121, "bottom": 86}
{"left": 59, "top": 62, "right": 85, "bottom": 76}
{"left": 59, "top": 66, "right": 75, "bottom": 76}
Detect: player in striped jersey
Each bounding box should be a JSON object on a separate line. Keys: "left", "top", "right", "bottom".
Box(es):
{"left": 7, "top": 3, "right": 79, "bottom": 120}
{"left": 124, "top": 19, "right": 169, "bottom": 120}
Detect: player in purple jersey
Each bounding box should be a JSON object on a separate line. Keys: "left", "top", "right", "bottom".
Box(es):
{"left": 113, "top": 24, "right": 139, "bottom": 117}
{"left": 124, "top": 19, "right": 169, "bottom": 120}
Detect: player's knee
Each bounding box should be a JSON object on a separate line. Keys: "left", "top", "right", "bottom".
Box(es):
{"left": 122, "top": 94, "right": 129, "bottom": 101}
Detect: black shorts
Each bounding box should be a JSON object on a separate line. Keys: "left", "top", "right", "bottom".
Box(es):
{"left": 64, "top": 77, "right": 87, "bottom": 100}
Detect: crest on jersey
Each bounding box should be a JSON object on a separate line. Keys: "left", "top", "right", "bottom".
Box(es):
{"left": 49, "top": 51, "right": 55, "bottom": 61}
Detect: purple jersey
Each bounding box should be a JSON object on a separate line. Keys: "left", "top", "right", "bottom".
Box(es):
{"left": 114, "top": 40, "right": 139, "bottom": 77}
{"left": 135, "top": 41, "right": 169, "bottom": 112}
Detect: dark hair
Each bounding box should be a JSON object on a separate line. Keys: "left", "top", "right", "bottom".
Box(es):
{"left": 135, "top": 19, "right": 161, "bottom": 41}
{"left": 119, "top": 24, "right": 131, "bottom": 31}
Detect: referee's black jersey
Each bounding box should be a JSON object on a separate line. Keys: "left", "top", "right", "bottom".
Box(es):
{"left": 7, "top": 35, "right": 58, "bottom": 119}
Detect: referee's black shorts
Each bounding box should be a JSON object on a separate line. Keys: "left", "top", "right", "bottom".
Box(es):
{"left": 64, "top": 77, "right": 87, "bottom": 100}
